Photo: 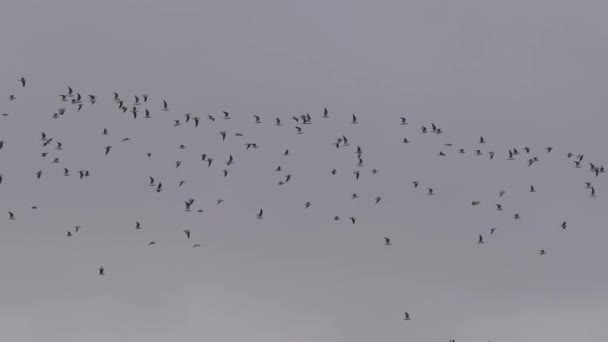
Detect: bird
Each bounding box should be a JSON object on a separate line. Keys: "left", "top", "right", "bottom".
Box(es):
{"left": 104, "top": 146, "right": 112, "bottom": 156}
{"left": 384, "top": 237, "right": 391, "bottom": 246}
{"left": 403, "top": 312, "right": 411, "bottom": 321}
{"left": 477, "top": 234, "right": 484, "bottom": 244}
{"left": 400, "top": 117, "right": 408, "bottom": 125}
{"left": 257, "top": 209, "right": 263, "bottom": 219}
{"left": 540, "top": 249, "right": 547, "bottom": 256}
{"left": 19, "top": 77, "right": 25, "bottom": 87}
{"left": 8, "top": 212, "right": 15, "bottom": 220}
{"left": 185, "top": 199, "right": 195, "bottom": 212}
{"left": 98, "top": 266, "right": 105, "bottom": 275}
{"left": 184, "top": 230, "right": 191, "bottom": 239}
{"left": 135, "top": 221, "right": 142, "bottom": 230}
{"left": 351, "top": 114, "right": 358, "bottom": 124}
{"left": 561, "top": 221, "right": 567, "bottom": 230}
{"left": 162, "top": 100, "right": 169, "bottom": 111}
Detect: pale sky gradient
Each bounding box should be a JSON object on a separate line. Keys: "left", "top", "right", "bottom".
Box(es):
{"left": 1, "top": 1, "right": 608, "bottom": 341}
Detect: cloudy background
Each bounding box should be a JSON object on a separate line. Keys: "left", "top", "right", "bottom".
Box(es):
{"left": 1, "top": 0, "right": 607, "bottom": 341}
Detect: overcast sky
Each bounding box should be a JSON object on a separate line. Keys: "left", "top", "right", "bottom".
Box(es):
{"left": 1, "top": 0, "right": 608, "bottom": 341}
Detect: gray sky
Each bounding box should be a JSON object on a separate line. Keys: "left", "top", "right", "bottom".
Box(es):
{"left": 1, "top": 0, "right": 608, "bottom": 341}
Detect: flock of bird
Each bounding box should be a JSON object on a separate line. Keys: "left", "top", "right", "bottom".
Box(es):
{"left": 2, "top": 77, "right": 605, "bottom": 341}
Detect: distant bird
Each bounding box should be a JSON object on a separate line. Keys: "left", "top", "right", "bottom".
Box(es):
{"left": 540, "top": 249, "right": 546, "bottom": 256}
{"left": 529, "top": 185, "right": 536, "bottom": 193}
{"left": 253, "top": 115, "right": 261, "bottom": 123}
{"left": 323, "top": 108, "right": 329, "bottom": 118}
{"left": 384, "top": 237, "right": 391, "bottom": 246}
{"left": 561, "top": 221, "right": 567, "bottom": 230}
{"left": 403, "top": 312, "right": 411, "bottom": 321}
{"left": 98, "top": 266, "right": 105, "bottom": 275}
{"left": 185, "top": 199, "right": 195, "bottom": 212}
{"left": 135, "top": 221, "right": 142, "bottom": 230}
{"left": 305, "top": 201, "right": 312, "bottom": 209}
{"left": 349, "top": 217, "right": 356, "bottom": 224}
{"left": 148, "top": 241, "right": 156, "bottom": 246}
{"left": 589, "top": 187, "right": 596, "bottom": 198}
{"left": 375, "top": 196, "right": 382, "bottom": 204}
{"left": 8, "top": 212, "right": 15, "bottom": 220}
{"left": 19, "top": 77, "right": 25, "bottom": 87}
{"left": 400, "top": 117, "right": 408, "bottom": 125}
{"left": 184, "top": 230, "right": 191, "bottom": 239}
{"left": 351, "top": 114, "right": 358, "bottom": 124}
{"left": 427, "top": 188, "right": 434, "bottom": 195}
{"left": 193, "top": 244, "right": 201, "bottom": 248}
{"left": 490, "top": 228, "right": 496, "bottom": 235}
{"left": 477, "top": 234, "right": 484, "bottom": 244}
{"left": 257, "top": 209, "right": 263, "bottom": 219}
{"left": 162, "top": 100, "right": 169, "bottom": 111}
{"left": 104, "top": 146, "right": 112, "bottom": 156}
